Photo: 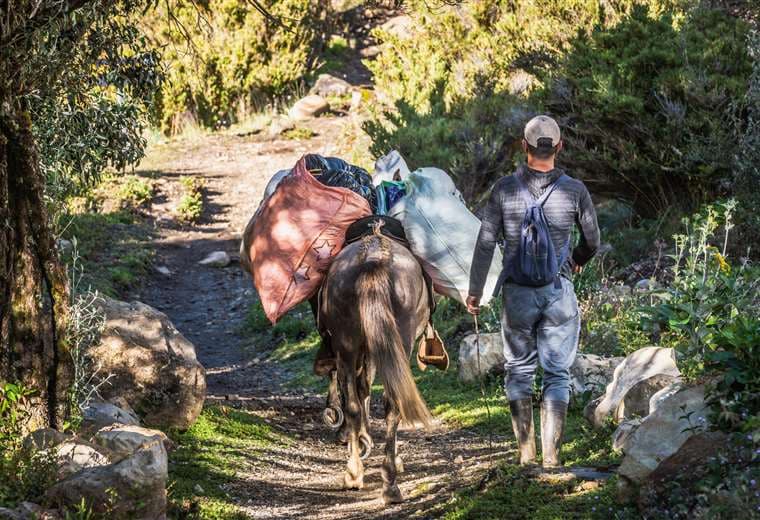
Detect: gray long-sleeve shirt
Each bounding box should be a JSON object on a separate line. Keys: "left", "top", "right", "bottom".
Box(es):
{"left": 469, "top": 165, "right": 600, "bottom": 298}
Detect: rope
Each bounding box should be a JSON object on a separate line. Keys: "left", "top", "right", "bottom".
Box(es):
{"left": 473, "top": 315, "right": 495, "bottom": 465}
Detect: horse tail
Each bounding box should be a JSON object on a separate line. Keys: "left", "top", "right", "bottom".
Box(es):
{"left": 357, "top": 237, "right": 432, "bottom": 429}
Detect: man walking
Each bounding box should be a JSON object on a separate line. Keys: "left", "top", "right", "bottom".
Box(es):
{"left": 466, "top": 115, "right": 600, "bottom": 467}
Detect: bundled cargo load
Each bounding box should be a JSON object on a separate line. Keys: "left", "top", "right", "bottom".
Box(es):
{"left": 240, "top": 168, "right": 290, "bottom": 273}
{"left": 244, "top": 155, "right": 372, "bottom": 323}
{"left": 305, "top": 154, "right": 376, "bottom": 210}
{"left": 373, "top": 150, "right": 411, "bottom": 186}
{"left": 388, "top": 167, "right": 503, "bottom": 307}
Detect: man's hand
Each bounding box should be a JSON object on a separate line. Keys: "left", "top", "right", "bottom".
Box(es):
{"left": 466, "top": 295, "right": 481, "bottom": 315}
{"left": 573, "top": 263, "right": 583, "bottom": 274}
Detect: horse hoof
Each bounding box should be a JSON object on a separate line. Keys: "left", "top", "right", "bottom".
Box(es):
{"left": 344, "top": 473, "right": 364, "bottom": 490}
{"left": 382, "top": 485, "right": 403, "bottom": 505}
{"left": 337, "top": 425, "right": 348, "bottom": 445}
{"left": 395, "top": 456, "right": 405, "bottom": 474}
{"left": 359, "top": 433, "right": 373, "bottom": 460}
{"left": 322, "top": 406, "right": 344, "bottom": 430}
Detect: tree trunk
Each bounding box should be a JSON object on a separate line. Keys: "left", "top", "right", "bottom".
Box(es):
{"left": 0, "top": 107, "right": 72, "bottom": 429}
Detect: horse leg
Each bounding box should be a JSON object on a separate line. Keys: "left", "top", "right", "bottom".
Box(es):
{"left": 342, "top": 362, "right": 365, "bottom": 489}
{"left": 381, "top": 395, "right": 403, "bottom": 504}
{"left": 323, "top": 369, "right": 345, "bottom": 431}
{"left": 356, "top": 362, "right": 375, "bottom": 458}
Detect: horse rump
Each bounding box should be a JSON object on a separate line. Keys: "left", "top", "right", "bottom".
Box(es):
{"left": 356, "top": 251, "right": 432, "bottom": 429}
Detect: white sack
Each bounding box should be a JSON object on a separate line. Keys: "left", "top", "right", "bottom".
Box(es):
{"left": 373, "top": 150, "right": 411, "bottom": 186}
{"left": 389, "top": 167, "right": 503, "bottom": 306}
{"left": 239, "top": 168, "right": 291, "bottom": 272}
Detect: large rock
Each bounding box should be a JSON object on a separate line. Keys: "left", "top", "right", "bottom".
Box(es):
{"left": 616, "top": 373, "right": 679, "bottom": 421}
{"left": 648, "top": 381, "right": 684, "bottom": 413}
{"left": 617, "top": 384, "right": 709, "bottom": 485}
{"left": 458, "top": 333, "right": 504, "bottom": 382}
{"left": 46, "top": 427, "right": 168, "bottom": 518}
{"left": 22, "top": 428, "right": 71, "bottom": 451}
{"left": 288, "top": 94, "right": 329, "bottom": 120}
{"left": 310, "top": 73, "right": 352, "bottom": 97}
{"left": 91, "top": 297, "right": 206, "bottom": 429}
{"left": 612, "top": 418, "right": 642, "bottom": 452}
{"left": 380, "top": 15, "right": 413, "bottom": 38}
{"left": 82, "top": 400, "right": 141, "bottom": 430}
{"left": 569, "top": 353, "right": 624, "bottom": 395}
{"left": 0, "top": 503, "right": 59, "bottom": 520}
{"left": 590, "top": 347, "right": 679, "bottom": 427}
{"left": 94, "top": 424, "right": 170, "bottom": 459}
{"left": 644, "top": 430, "right": 727, "bottom": 486}
{"left": 55, "top": 440, "right": 111, "bottom": 479}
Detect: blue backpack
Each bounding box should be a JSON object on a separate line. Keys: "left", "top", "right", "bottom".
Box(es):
{"left": 506, "top": 173, "right": 570, "bottom": 288}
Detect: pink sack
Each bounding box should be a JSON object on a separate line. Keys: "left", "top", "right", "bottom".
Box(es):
{"left": 248, "top": 155, "right": 371, "bottom": 323}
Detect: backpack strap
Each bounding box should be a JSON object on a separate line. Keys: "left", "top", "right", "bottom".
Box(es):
{"left": 515, "top": 171, "right": 568, "bottom": 207}
{"left": 536, "top": 173, "right": 567, "bottom": 207}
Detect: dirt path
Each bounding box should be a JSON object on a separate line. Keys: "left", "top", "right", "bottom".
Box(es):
{"left": 131, "top": 113, "right": 512, "bottom": 518}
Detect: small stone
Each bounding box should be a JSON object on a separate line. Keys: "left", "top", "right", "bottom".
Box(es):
{"left": 309, "top": 74, "right": 352, "bottom": 97}
{"left": 454, "top": 455, "right": 464, "bottom": 464}
{"left": 82, "top": 401, "right": 140, "bottom": 430}
{"left": 288, "top": 95, "right": 329, "bottom": 120}
{"left": 226, "top": 394, "right": 240, "bottom": 401}
{"left": 199, "top": 251, "right": 231, "bottom": 267}
{"left": 155, "top": 265, "right": 171, "bottom": 276}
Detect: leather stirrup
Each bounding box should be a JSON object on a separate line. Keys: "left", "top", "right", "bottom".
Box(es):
{"left": 416, "top": 322, "right": 449, "bottom": 372}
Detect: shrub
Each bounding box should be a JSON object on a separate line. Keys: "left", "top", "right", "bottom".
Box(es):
{"left": 547, "top": 6, "right": 753, "bottom": 215}
{"left": 143, "top": 0, "right": 332, "bottom": 134}
{"left": 364, "top": 3, "right": 752, "bottom": 213}
{"left": 0, "top": 382, "right": 59, "bottom": 507}
{"left": 576, "top": 200, "right": 759, "bottom": 431}
{"left": 175, "top": 176, "right": 204, "bottom": 223}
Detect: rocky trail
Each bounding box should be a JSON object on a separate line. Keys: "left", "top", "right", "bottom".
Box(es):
{"left": 130, "top": 113, "right": 512, "bottom": 518}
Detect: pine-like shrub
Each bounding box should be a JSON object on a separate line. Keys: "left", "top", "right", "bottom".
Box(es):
{"left": 143, "top": 0, "right": 331, "bottom": 134}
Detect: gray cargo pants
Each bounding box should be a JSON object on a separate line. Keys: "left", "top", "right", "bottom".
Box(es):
{"left": 500, "top": 277, "right": 580, "bottom": 404}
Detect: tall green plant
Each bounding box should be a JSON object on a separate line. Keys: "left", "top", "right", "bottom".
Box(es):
{"left": 638, "top": 200, "right": 759, "bottom": 430}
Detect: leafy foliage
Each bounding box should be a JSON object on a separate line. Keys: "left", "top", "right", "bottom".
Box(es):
{"left": 175, "top": 175, "right": 204, "bottom": 222}
{"left": 548, "top": 6, "right": 752, "bottom": 214}
{"left": 365, "top": 3, "right": 752, "bottom": 212}
{"left": 143, "top": 0, "right": 332, "bottom": 134}
{"left": 0, "top": 383, "right": 58, "bottom": 507}
{"left": 27, "top": 6, "right": 163, "bottom": 201}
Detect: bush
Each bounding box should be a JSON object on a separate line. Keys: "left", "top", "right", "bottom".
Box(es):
{"left": 578, "top": 200, "right": 759, "bottom": 431}
{"left": 175, "top": 176, "right": 204, "bottom": 223}
{"left": 547, "top": 6, "right": 753, "bottom": 215}
{"left": 0, "top": 383, "right": 58, "bottom": 507}
{"left": 364, "top": 2, "right": 753, "bottom": 214}
{"left": 364, "top": 0, "right": 617, "bottom": 202}
{"left": 143, "top": 0, "right": 332, "bottom": 134}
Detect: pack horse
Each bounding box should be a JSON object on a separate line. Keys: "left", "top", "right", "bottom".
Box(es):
{"left": 319, "top": 224, "right": 432, "bottom": 504}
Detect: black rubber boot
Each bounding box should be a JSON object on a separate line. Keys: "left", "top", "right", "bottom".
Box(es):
{"left": 540, "top": 400, "right": 568, "bottom": 468}
{"left": 509, "top": 398, "right": 536, "bottom": 465}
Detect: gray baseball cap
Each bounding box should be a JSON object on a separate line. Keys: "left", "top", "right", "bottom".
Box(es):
{"left": 524, "top": 115, "right": 561, "bottom": 148}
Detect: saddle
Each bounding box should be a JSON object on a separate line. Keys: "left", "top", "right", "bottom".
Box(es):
{"left": 345, "top": 215, "right": 449, "bottom": 372}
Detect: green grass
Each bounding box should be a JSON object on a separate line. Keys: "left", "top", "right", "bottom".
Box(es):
{"left": 60, "top": 210, "right": 153, "bottom": 296}
{"left": 175, "top": 176, "right": 204, "bottom": 223}
{"left": 167, "top": 405, "right": 290, "bottom": 519}
{"left": 243, "top": 302, "right": 326, "bottom": 390}
{"left": 281, "top": 126, "right": 316, "bottom": 140}
{"left": 443, "top": 465, "right": 637, "bottom": 520}
{"left": 242, "top": 294, "right": 635, "bottom": 519}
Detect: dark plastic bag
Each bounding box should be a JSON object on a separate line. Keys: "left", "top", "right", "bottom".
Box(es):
{"left": 305, "top": 154, "right": 377, "bottom": 211}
